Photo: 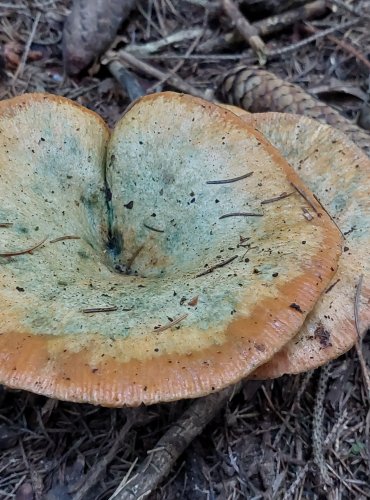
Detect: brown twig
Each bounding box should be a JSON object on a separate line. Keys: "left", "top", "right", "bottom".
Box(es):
{"left": 192, "top": 1, "right": 327, "bottom": 55}
{"left": 222, "top": 0, "right": 267, "bottom": 64}
{"left": 261, "top": 192, "right": 294, "bottom": 205}
{"left": 267, "top": 18, "right": 359, "bottom": 58}
{"left": 108, "top": 60, "right": 146, "bottom": 101}
{"left": 206, "top": 171, "right": 253, "bottom": 184}
{"left": 303, "top": 22, "right": 370, "bottom": 72}
{"left": 329, "top": 0, "right": 370, "bottom": 20}
{"left": 12, "top": 11, "right": 41, "bottom": 86}
{"left": 126, "top": 28, "right": 209, "bottom": 56}
{"left": 196, "top": 254, "right": 238, "bottom": 277}
{"left": 110, "top": 383, "right": 242, "bottom": 499}
{"left": 255, "top": 0, "right": 327, "bottom": 37}
{"left": 102, "top": 50, "right": 207, "bottom": 99}
{"left": 49, "top": 236, "right": 81, "bottom": 243}
{"left": 290, "top": 182, "right": 319, "bottom": 214}
{"left": 312, "top": 193, "right": 345, "bottom": 238}
{"left": 143, "top": 223, "right": 164, "bottom": 233}
{"left": 0, "top": 223, "right": 13, "bottom": 227}
{"left": 126, "top": 244, "right": 145, "bottom": 271}
{"left": 219, "top": 212, "right": 263, "bottom": 219}
{"left": 0, "top": 237, "right": 47, "bottom": 257}
{"left": 146, "top": 20, "right": 206, "bottom": 94}
{"left": 82, "top": 306, "right": 118, "bottom": 314}
{"left": 153, "top": 313, "right": 189, "bottom": 333}
{"left": 324, "top": 278, "right": 341, "bottom": 294}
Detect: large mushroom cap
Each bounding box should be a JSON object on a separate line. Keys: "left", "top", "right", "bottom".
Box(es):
{"left": 236, "top": 112, "right": 370, "bottom": 378}
{"left": 0, "top": 93, "right": 341, "bottom": 406}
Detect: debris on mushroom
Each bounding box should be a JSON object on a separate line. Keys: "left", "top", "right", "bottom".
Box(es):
{"left": 0, "top": 92, "right": 341, "bottom": 406}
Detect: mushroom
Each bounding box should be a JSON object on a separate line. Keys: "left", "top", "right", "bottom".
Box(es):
{"left": 0, "top": 92, "right": 341, "bottom": 406}
{"left": 227, "top": 110, "right": 369, "bottom": 378}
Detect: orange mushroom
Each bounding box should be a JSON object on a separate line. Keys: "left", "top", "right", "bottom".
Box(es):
{"left": 0, "top": 92, "right": 341, "bottom": 406}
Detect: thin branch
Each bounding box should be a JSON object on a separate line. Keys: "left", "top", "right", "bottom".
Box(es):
{"left": 329, "top": 0, "right": 370, "bottom": 20}
{"left": 145, "top": 18, "right": 207, "bottom": 94}
{"left": 49, "top": 236, "right": 81, "bottom": 243}
{"left": 82, "top": 306, "right": 118, "bottom": 314}
{"left": 143, "top": 223, "right": 164, "bottom": 233}
{"left": 267, "top": 18, "right": 359, "bottom": 58}
{"left": 12, "top": 12, "right": 41, "bottom": 85}
{"left": 206, "top": 171, "right": 253, "bottom": 184}
{"left": 154, "top": 313, "right": 188, "bottom": 333}
{"left": 304, "top": 22, "right": 370, "bottom": 72}
{"left": 196, "top": 254, "right": 238, "bottom": 277}
{"left": 110, "top": 383, "right": 242, "bottom": 499}
{"left": 313, "top": 193, "right": 345, "bottom": 238}
{"left": 102, "top": 50, "right": 207, "bottom": 99}
{"left": 0, "top": 237, "right": 47, "bottom": 257}
{"left": 324, "top": 278, "right": 341, "bottom": 294}
{"left": 125, "top": 28, "right": 208, "bottom": 56}
{"left": 291, "top": 182, "right": 319, "bottom": 214}
{"left": 219, "top": 212, "right": 263, "bottom": 219}
{"left": 222, "top": 0, "right": 267, "bottom": 64}
{"left": 108, "top": 60, "right": 146, "bottom": 101}
{"left": 254, "top": 0, "right": 327, "bottom": 37}
{"left": 261, "top": 192, "right": 293, "bottom": 205}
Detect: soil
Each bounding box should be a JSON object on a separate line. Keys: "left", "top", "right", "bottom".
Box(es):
{"left": 0, "top": 1, "right": 370, "bottom": 499}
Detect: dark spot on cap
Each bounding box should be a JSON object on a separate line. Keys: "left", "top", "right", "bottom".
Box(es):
{"left": 290, "top": 303, "right": 303, "bottom": 313}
